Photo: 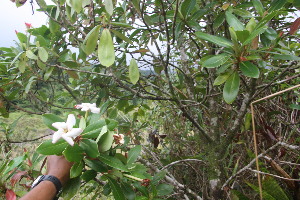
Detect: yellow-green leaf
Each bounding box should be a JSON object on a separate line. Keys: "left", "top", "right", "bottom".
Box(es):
{"left": 70, "top": 0, "right": 82, "bottom": 13}
{"left": 83, "top": 25, "right": 101, "bottom": 55}
{"left": 38, "top": 47, "right": 48, "bottom": 62}
{"left": 98, "top": 29, "right": 115, "bottom": 67}
{"left": 223, "top": 71, "right": 240, "bottom": 104}
{"left": 104, "top": 0, "right": 114, "bottom": 16}
{"left": 129, "top": 58, "right": 140, "bottom": 84}
{"left": 203, "top": 54, "right": 230, "bottom": 68}
{"left": 26, "top": 50, "right": 38, "bottom": 60}
{"left": 214, "top": 71, "right": 232, "bottom": 86}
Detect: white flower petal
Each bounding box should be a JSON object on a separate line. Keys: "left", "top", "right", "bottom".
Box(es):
{"left": 52, "top": 122, "right": 67, "bottom": 130}
{"left": 62, "top": 135, "right": 75, "bottom": 146}
{"left": 81, "top": 107, "right": 89, "bottom": 111}
{"left": 64, "top": 128, "right": 83, "bottom": 138}
{"left": 90, "top": 107, "right": 100, "bottom": 113}
{"left": 74, "top": 104, "right": 83, "bottom": 109}
{"left": 66, "top": 114, "right": 76, "bottom": 131}
{"left": 52, "top": 129, "right": 64, "bottom": 143}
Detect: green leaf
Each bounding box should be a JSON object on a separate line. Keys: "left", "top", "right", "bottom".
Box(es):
{"left": 44, "top": 67, "right": 54, "bottom": 81}
{"left": 104, "top": 0, "right": 114, "bottom": 15}
{"left": 81, "top": 120, "right": 106, "bottom": 138}
{"left": 98, "top": 131, "right": 114, "bottom": 152}
{"left": 195, "top": 32, "right": 233, "bottom": 48}
{"left": 38, "top": 47, "right": 48, "bottom": 62}
{"left": 152, "top": 170, "right": 167, "bottom": 185}
{"left": 111, "top": 29, "right": 133, "bottom": 44}
{"left": 84, "top": 158, "right": 107, "bottom": 172}
{"left": 70, "top": 0, "right": 82, "bottom": 13}
{"left": 25, "top": 76, "right": 36, "bottom": 93}
{"left": 16, "top": 32, "right": 27, "bottom": 43}
{"left": 223, "top": 72, "right": 240, "bottom": 104}
{"left": 61, "top": 177, "right": 81, "bottom": 200}
{"left": 213, "top": 12, "right": 225, "bottom": 30}
{"left": 225, "top": 11, "right": 245, "bottom": 31}
{"left": 156, "top": 184, "right": 174, "bottom": 196}
{"left": 81, "top": 170, "right": 97, "bottom": 182}
{"left": 80, "top": 139, "right": 100, "bottom": 158}
{"left": 37, "top": 139, "right": 68, "bottom": 155}
{"left": 63, "top": 144, "right": 84, "bottom": 162}
{"left": 99, "top": 154, "right": 129, "bottom": 171}
{"left": 252, "top": 0, "right": 265, "bottom": 16}
{"left": 121, "top": 182, "right": 136, "bottom": 200}
{"left": 273, "top": 54, "right": 300, "bottom": 61}
{"left": 269, "top": 0, "right": 286, "bottom": 13}
{"left": 43, "top": 114, "right": 65, "bottom": 131}
{"left": 239, "top": 61, "right": 260, "bottom": 78}
{"left": 243, "top": 26, "right": 267, "bottom": 46}
{"left": 107, "top": 177, "right": 126, "bottom": 200}
{"left": 98, "top": 29, "right": 115, "bottom": 67}
{"left": 290, "top": 104, "right": 300, "bottom": 110}
{"left": 180, "top": 0, "right": 196, "bottom": 19}
{"left": 202, "top": 54, "right": 231, "bottom": 68}
{"left": 129, "top": 58, "right": 140, "bottom": 84}
{"left": 110, "top": 22, "right": 134, "bottom": 28}
{"left": 26, "top": 50, "right": 38, "bottom": 60}
{"left": 127, "top": 145, "right": 142, "bottom": 166}
{"left": 246, "top": 18, "right": 257, "bottom": 33}
{"left": 83, "top": 25, "right": 101, "bottom": 55}
{"left": 3, "top": 155, "right": 26, "bottom": 175}
{"left": 70, "top": 160, "right": 84, "bottom": 178}
{"left": 236, "top": 30, "right": 250, "bottom": 43}
{"left": 213, "top": 71, "right": 232, "bottom": 85}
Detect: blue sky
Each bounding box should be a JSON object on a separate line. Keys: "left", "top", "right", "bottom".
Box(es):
{"left": 0, "top": 0, "right": 48, "bottom": 47}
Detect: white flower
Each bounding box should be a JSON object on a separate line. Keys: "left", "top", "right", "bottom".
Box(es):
{"left": 52, "top": 114, "right": 83, "bottom": 146}
{"left": 74, "top": 103, "right": 100, "bottom": 114}
{"left": 113, "top": 134, "right": 125, "bottom": 145}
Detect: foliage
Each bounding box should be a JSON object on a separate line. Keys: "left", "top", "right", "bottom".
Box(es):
{"left": 0, "top": 0, "right": 300, "bottom": 199}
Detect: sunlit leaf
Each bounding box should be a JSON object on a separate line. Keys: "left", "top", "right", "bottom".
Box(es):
{"left": 83, "top": 25, "right": 101, "bottom": 55}
{"left": 129, "top": 58, "right": 140, "bottom": 84}
{"left": 104, "top": 0, "right": 114, "bottom": 15}
{"left": 98, "top": 29, "right": 115, "bottom": 67}
{"left": 202, "top": 54, "right": 231, "bottom": 68}
{"left": 239, "top": 61, "right": 260, "bottom": 78}
{"left": 195, "top": 32, "right": 233, "bottom": 48}
{"left": 223, "top": 71, "right": 240, "bottom": 104}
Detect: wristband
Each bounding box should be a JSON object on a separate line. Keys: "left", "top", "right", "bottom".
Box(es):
{"left": 31, "top": 175, "right": 63, "bottom": 200}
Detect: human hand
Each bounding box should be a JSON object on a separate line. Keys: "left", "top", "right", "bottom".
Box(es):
{"left": 46, "top": 155, "right": 73, "bottom": 186}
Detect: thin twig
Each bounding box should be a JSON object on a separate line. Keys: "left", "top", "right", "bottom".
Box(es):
{"left": 161, "top": 159, "right": 205, "bottom": 171}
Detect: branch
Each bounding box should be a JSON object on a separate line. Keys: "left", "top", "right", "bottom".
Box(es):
{"left": 161, "top": 159, "right": 206, "bottom": 171}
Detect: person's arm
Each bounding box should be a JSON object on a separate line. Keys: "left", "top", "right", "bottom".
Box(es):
{"left": 20, "top": 155, "right": 73, "bottom": 200}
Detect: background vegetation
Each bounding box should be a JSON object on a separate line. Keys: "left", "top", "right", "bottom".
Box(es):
{"left": 0, "top": 0, "right": 300, "bottom": 199}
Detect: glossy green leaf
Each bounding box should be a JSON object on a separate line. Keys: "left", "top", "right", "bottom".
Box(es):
{"left": 43, "top": 114, "right": 64, "bottom": 130}
{"left": 83, "top": 25, "right": 101, "bottom": 55}
{"left": 181, "top": 0, "right": 196, "bottom": 19}
{"left": 225, "top": 11, "right": 245, "bottom": 31}
{"left": 269, "top": 0, "right": 286, "bottom": 13}
{"left": 243, "top": 26, "right": 267, "bottom": 46}
{"left": 107, "top": 177, "right": 126, "bottom": 200}
{"left": 213, "top": 71, "right": 232, "bottom": 85}
{"left": 37, "top": 139, "right": 68, "bottom": 155}
{"left": 127, "top": 145, "right": 141, "bottom": 166}
{"left": 3, "top": 155, "right": 26, "bottom": 175}
{"left": 70, "top": 0, "right": 82, "bottom": 13}
{"left": 129, "top": 58, "right": 140, "bottom": 84}
{"left": 81, "top": 120, "right": 106, "bottom": 138}
{"left": 104, "top": 0, "right": 114, "bottom": 15}
{"left": 252, "top": 0, "right": 265, "bottom": 16}
{"left": 26, "top": 50, "right": 38, "bottom": 60}
{"left": 213, "top": 12, "right": 225, "bottom": 30}
{"left": 81, "top": 170, "right": 97, "bottom": 182}
{"left": 38, "top": 47, "right": 48, "bottom": 62}
{"left": 63, "top": 144, "right": 84, "bottom": 162}
{"left": 273, "top": 54, "right": 300, "bottom": 61}
{"left": 202, "top": 54, "right": 231, "bottom": 68}
{"left": 111, "top": 29, "right": 133, "bottom": 44}
{"left": 84, "top": 158, "right": 107, "bottom": 173}
{"left": 99, "top": 154, "right": 128, "bottom": 172}
{"left": 121, "top": 182, "right": 136, "bottom": 200}
{"left": 98, "top": 29, "right": 115, "bottom": 67}
{"left": 80, "top": 139, "right": 100, "bottom": 158}
{"left": 70, "top": 160, "right": 83, "bottom": 178}
{"left": 195, "top": 32, "right": 233, "bottom": 48}
{"left": 223, "top": 72, "right": 240, "bottom": 104}
{"left": 239, "top": 61, "right": 260, "bottom": 78}
{"left": 110, "top": 22, "right": 134, "bottom": 28}
{"left": 232, "top": 8, "right": 251, "bottom": 17}
{"left": 16, "top": 32, "right": 27, "bottom": 43}
{"left": 61, "top": 177, "right": 81, "bottom": 200}
{"left": 98, "top": 131, "right": 114, "bottom": 152}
